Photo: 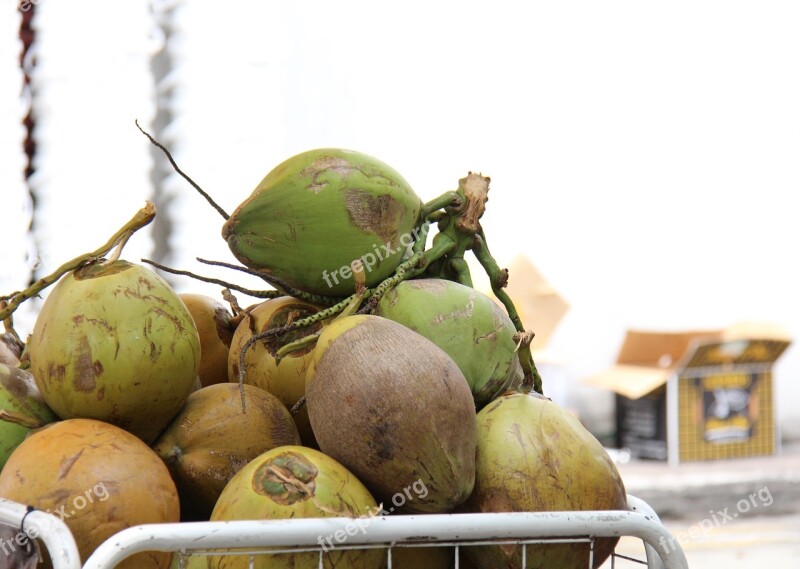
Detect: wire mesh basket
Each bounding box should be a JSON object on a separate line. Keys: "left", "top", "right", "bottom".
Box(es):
{"left": 1, "top": 494, "right": 688, "bottom": 568}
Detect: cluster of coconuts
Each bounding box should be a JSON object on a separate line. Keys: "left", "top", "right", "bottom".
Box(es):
{"left": 0, "top": 148, "right": 627, "bottom": 569}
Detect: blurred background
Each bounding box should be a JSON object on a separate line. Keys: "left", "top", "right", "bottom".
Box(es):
{"left": 2, "top": 1, "right": 799, "bottom": 563}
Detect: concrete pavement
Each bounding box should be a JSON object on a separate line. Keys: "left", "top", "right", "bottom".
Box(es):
{"left": 594, "top": 442, "right": 800, "bottom": 566}
{"left": 606, "top": 514, "right": 800, "bottom": 568}
{"left": 615, "top": 442, "right": 800, "bottom": 521}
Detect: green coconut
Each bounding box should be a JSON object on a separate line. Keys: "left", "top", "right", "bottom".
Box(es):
{"left": 27, "top": 260, "right": 200, "bottom": 444}
{"left": 305, "top": 315, "right": 476, "bottom": 514}
{"left": 375, "top": 278, "right": 518, "bottom": 407}
{"left": 222, "top": 148, "right": 424, "bottom": 296}
{"left": 462, "top": 391, "right": 628, "bottom": 569}
{"left": 209, "top": 445, "right": 383, "bottom": 569}
{"left": 0, "top": 363, "right": 58, "bottom": 470}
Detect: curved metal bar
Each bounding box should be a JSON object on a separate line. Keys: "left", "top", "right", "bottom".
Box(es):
{"left": 84, "top": 504, "right": 688, "bottom": 569}
{"left": 627, "top": 494, "right": 667, "bottom": 569}
{"left": 0, "top": 497, "right": 81, "bottom": 569}
{"left": 0, "top": 493, "right": 689, "bottom": 569}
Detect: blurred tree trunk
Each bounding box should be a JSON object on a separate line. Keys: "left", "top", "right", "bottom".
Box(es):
{"left": 19, "top": 2, "right": 38, "bottom": 289}
{"left": 147, "top": 1, "right": 177, "bottom": 283}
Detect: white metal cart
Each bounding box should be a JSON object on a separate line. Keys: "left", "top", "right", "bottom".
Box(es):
{"left": 0, "top": 494, "right": 688, "bottom": 569}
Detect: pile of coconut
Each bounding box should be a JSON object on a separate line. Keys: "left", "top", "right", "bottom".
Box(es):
{"left": 0, "top": 145, "right": 625, "bottom": 569}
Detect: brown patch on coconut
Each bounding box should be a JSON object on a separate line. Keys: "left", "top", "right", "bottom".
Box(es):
{"left": 252, "top": 451, "right": 318, "bottom": 505}
{"left": 345, "top": 189, "right": 405, "bottom": 245}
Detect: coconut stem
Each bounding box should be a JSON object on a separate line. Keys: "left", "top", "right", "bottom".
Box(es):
{"left": 454, "top": 173, "right": 490, "bottom": 234}
{"left": 236, "top": 293, "right": 361, "bottom": 411}
{"left": 380, "top": 237, "right": 454, "bottom": 296}
{"left": 0, "top": 409, "right": 45, "bottom": 429}
{"left": 141, "top": 259, "right": 283, "bottom": 300}
{"left": 221, "top": 289, "right": 251, "bottom": 336}
{"left": 0, "top": 302, "right": 22, "bottom": 347}
{"left": 196, "top": 257, "right": 343, "bottom": 306}
{"left": 101, "top": 229, "right": 132, "bottom": 265}
{"left": 0, "top": 202, "right": 156, "bottom": 322}
{"left": 221, "top": 288, "right": 243, "bottom": 315}
{"left": 277, "top": 262, "right": 369, "bottom": 360}
{"left": 449, "top": 257, "right": 473, "bottom": 287}
{"left": 289, "top": 396, "right": 306, "bottom": 415}
{"left": 274, "top": 333, "right": 320, "bottom": 360}
{"left": 135, "top": 119, "right": 230, "bottom": 220}
{"left": 422, "top": 191, "right": 462, "bottom": 217}
{"left": 472, "top": 231, "right": 543, "bottom": 394}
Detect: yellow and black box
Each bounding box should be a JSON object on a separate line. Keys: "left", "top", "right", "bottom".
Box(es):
{"left": 585, "top": 323, "right": 790, "bottom": 464}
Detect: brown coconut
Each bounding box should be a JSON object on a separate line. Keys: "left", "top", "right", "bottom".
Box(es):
{"left": 152, "top": 383, "right": 301, "bottom": 521}
{"left": 305, "top": 314, "right": 476, "bottom": 514}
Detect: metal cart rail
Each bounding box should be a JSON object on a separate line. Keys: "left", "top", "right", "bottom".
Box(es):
{"left": 1, "top": 494, "right": 688, "bottom": 569}
{"left": 0, "top": 496, "right": 81, "bottom": 568}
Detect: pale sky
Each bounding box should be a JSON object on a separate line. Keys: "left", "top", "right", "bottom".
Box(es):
{"left": 2, "top": 0, "right": 799, "bottom": 435}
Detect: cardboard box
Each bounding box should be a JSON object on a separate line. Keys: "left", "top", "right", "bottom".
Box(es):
{"left": 497, "top": 255, "right": 572, "bottom": 407}
{"left": 585, "top": 323, "right": 791, "bottom": 464}
{"left": 500, "top": 255, "right": 569, "bottom": 355}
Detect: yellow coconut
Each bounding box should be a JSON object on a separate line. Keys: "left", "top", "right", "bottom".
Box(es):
{"left": 0, "top": 418, "right": 179, "bottom": 567}
{"left": 180, "top": 294, "right": 236, "bottom": 387}
{"left": 27, "top": 260, "right": 200, "bottom": 444}
{"left": 228, "top": 296, "right": 324, "bottom": 447}
{"left": 210, "top": 445, "right": 383, "bottom": 568}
